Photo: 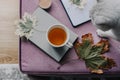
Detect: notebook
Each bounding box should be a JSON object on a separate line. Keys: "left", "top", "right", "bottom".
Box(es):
{"left": 61, "top": 0, "right": 97, "bottom": 27}
{"left": 29, "top": 8, "right": 78, "bottom": 62}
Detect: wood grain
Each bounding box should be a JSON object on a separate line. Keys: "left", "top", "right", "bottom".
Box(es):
{"left": 0, "top": 0, "right": 19, "bottom": 63}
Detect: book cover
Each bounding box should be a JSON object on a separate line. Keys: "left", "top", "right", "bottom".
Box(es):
{"left": 29, "top": 8, "right": 78, "bottom": 62}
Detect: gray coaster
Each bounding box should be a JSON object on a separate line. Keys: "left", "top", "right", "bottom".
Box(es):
{"left": 29, "top": 8, "right": 78, "bottom": 62}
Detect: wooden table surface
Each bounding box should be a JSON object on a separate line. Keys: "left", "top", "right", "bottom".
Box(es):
{"left": 0, "top": 0, "right": 19, "bottom": 63}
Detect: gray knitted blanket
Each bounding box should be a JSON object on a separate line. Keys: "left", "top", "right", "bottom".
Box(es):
{"left": 0, "top": 64, "right": 30, "bottom": 80}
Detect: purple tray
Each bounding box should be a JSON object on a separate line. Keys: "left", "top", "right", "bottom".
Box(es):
{"left": 20, "top": 0, "right": 120, "bottom": 76}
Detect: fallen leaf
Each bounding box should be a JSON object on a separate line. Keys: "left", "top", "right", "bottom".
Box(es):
{"left": 74, "top": 33, "right": 117, "bottom": 74}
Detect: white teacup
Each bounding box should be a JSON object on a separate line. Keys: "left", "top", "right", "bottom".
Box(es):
{"left": 46, "top": 25, "right": 73, "bottom": 48}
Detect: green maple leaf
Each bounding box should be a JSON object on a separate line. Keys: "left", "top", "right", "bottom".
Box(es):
{"left": 74, "top": 33, "right": 116, "bottom": 74}
{"left": 70, "top": 0, "right": 81, "bottom": 5}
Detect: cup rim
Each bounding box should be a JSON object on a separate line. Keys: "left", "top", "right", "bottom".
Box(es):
{"left": 39, "top": 0, "right": 52, "bottom": 9}
{"left": 46, "top": 24, "right": 69, "bottom": 47}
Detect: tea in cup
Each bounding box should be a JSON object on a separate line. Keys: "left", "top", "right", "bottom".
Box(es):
{"left": 46, "top": 25, "right": 73, "bottom": 48}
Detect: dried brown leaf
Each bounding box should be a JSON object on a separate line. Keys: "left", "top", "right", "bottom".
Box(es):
{"left": 91, "top": 69, "right": 103, "bottom": 74}
{"left": 96, "top": 39, "right": 109, "bottom": 54}
{"left": 82, "top": 33, "right": 93, "bottom": 44}
{"left": 74, "top": 33, "right": 117, "bottom": 74}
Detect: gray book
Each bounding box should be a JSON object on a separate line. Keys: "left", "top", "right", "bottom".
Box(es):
{"left": 29, "top": 8, "right": 78, "bottom": 62}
